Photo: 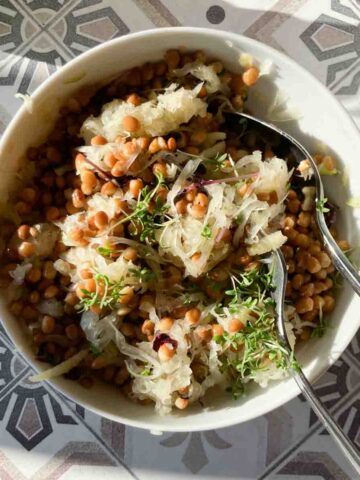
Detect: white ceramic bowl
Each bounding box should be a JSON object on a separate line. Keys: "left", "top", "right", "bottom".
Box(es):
{"left": 1, "top": 27, "right": 360, "bottom": 432}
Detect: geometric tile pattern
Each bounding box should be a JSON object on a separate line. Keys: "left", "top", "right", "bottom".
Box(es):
{"left": 0, "top": 0, "right": 360, "bottom": 478}
{"left": 300, "top": 1, "right": 360, "bottom": 94}
{"left": 0, "top": 0, "right": 129, "bottom": 94}
{"left": 160, "top": 431, "right": 231, "bottom": 473}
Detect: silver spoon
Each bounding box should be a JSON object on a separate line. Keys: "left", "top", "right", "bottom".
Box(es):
{"left": 225, "top": 111, "right": 360, "bottom": 296}
{"left": 271, "top": 249, "right": 360, "bottom": 473}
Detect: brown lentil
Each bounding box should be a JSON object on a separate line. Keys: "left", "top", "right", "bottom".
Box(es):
{"left": 185, "top": 308, "right": 201, "bottom": 325}
{"left": 228, "top": 318, "right": 244, "bottom": 333}
{"left": 43, "top": 261, "right": 57, "bottom": 280}
{"left": 26, "top": 267, "right": 42, "bottom": 283}
{"left": 158, "top": 317, "right": 174, "bottom": 331}
{"left": 29, "top": 291, "right": 40, "bottom": 304}
{"left": 158, "top": 343, "right": 175, "bottom": 362}
{"left": 65, "top": 324, "right": 79, "bottom": 341}
{"left": 43, "top": 285, "right": 60, "bottom": 299}
{"left": 122, "top": 115, "right": 140, "bottom": 133}
{"left": 141, "top": 320, "right": 154, "bottom": 336}
{"left": 242, "top": 67, "right": 259, "bottom": 86}
{"left": 114, "top": 366, "right": 129, "bottom": 385}
{"left": 41, "top": 315, "right": 56, "bottom": 334}
{"left": 122, "top": 247, "right": 137, "bottom": 262}
{"left": 127, "top": 93, "right": 141, "bottom": 106}
{"left": 17, "top": 225, "right": 30, "bottom": 240}
{"left": 195, "top": 325, "right": 213, "bottom": 343}
{"left": 175, "top": 397, "right": 189, "bottom": 410}
{"left": 90, "top": 135, "right": 107, "bottom": 146}
{"left": 18, "top": 242, "right": 35, "bottom": 258}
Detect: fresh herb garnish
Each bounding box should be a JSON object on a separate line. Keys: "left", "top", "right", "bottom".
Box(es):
{"left": 311, "top": 322, "right": 327, "bottom": 338}
{"left": 113, "top": 174, "right": 168, "bottom": 244}
{"left": 204, "top": 153, "right": 228, "bottom": 173}
{"left": 311, "top": 310, "right": 328, "bottom": 338}
{"left": 183, "top": 293, "right": 193, "bottom": 305}
{"left": 214, "top": 266, "right": 299, "bottom": 397}
{"left": 78, "top": 272, "right": 124, "bottom": 312}
{"left": 316, "top": 197, "right": 330, "bottom": 213}
{"left": 140, "top": 367, "right": 152, "bottom": 376}
{"left": 225, "top": 267, "right": 275, "bottom": 308}
{"left": 216, "top": 323, "right": 299, "bottom": 393}
{"left": 181, "top": 283, "right": 205, "bottom": 305}
{"left": 226, "top": 377, "right": 245, "bottom": 399}
{"left": 130, "top": 267, "right": 156, "bottom": 283}
{"left": 235, "top": 214, "right": 243, "bottom": 225}
{"left": 201, "top": 224, "right": 212, "bottom": 238}
{"left": 97, "top": 246, "right": 113, "bottom": 257}
{"left": 89, "top": 343, "right": 102, "bottom": 357}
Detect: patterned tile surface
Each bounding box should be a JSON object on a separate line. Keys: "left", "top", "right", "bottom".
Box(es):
{"left": 0, "top": 1, "right": 359, "bottom": 479}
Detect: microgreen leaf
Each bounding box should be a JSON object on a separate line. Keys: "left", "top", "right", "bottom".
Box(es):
{"left": 316, "top": 197, "right": 330, "bottom": 213}
{"left": 130, "top": 267, "right": 156, "bottom": 283}
{"left": 311, "top": 316, "right": 328, "bottom": 338}
{"left": 97, "top": 246, "right": 113, "bottom": 257}
{"left": 235, "top": 214, "right": 243, "bottom": 225}
{"left": 126, "top": 174, "right": 168, "bottom": 244}
{"left": 77, "top": 272, "right": 125, "bottom": 312}
{"left": 203, "top": 153, "right": 228, "bottom": 173}
{"left": 201, "top": 224, "right": 212, "bottom": 238}
{"left": 215, "top": 265, "right": 299, "bottom": 398}
{"left": 89, "top": 343, "right": 102, "bottom": 357}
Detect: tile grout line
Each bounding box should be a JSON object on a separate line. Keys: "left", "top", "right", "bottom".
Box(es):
{"left": 258, "top": 384, "right": 360, "bottom": 479}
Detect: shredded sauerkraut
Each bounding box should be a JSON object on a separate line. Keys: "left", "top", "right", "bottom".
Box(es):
{"left": 81, "top": 84, "right": 207, "bottom": 142}
{"left": 173, "top": 62, "right": 224, "bottom": 94}
{"left": 29, "top": 350, "right": 88, "bottom": 382}
{"left": 158, "top": 151, "right": 290, "bottom": 277}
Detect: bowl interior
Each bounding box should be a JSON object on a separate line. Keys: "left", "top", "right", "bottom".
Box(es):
{"left": 1, "top": 28, "right": 359, "bottom": 432}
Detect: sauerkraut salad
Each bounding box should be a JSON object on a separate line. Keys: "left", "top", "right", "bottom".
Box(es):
{"left": 1, "top": 49, "right": 343, "bottom": 415}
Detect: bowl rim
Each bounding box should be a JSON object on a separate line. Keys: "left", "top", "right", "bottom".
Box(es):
{"left": 1, "top": 26, "right": 360, "bottom": 432}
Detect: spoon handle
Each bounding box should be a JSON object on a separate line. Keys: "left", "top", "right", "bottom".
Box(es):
{"left": 271, "top": 250, "right": 360, "bottom": 473}
{"left": 292, "top": 368, "right": 360, "bottom": 474}
{"left": 316, "top": 212, "right": 360, "bottom": 296}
